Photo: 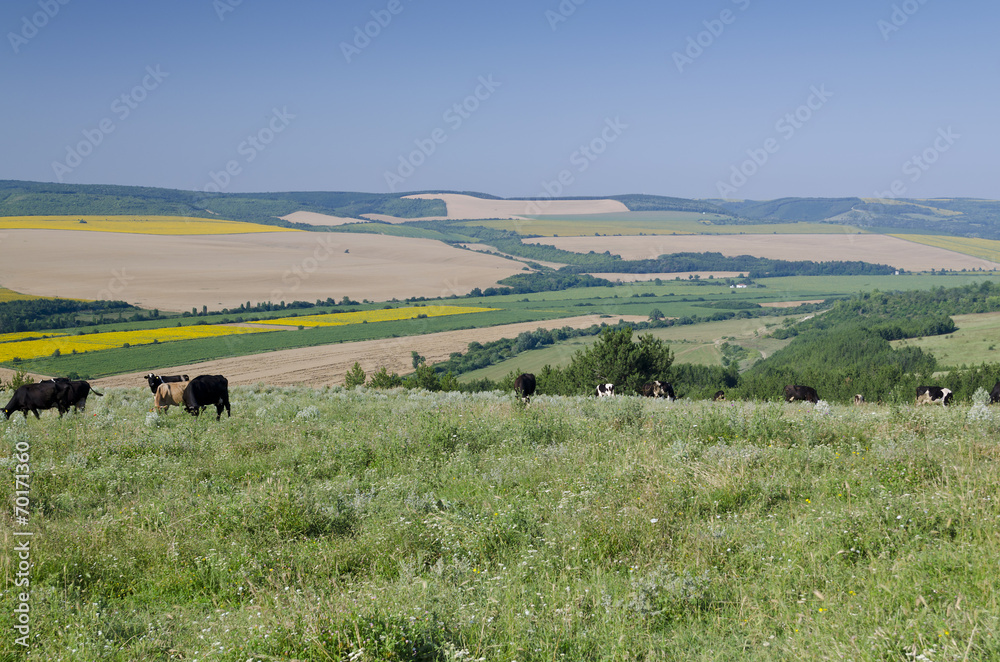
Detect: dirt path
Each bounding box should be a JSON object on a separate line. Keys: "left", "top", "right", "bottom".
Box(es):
{"left": 92, "top": 314, "right": 646, "bottom": 389}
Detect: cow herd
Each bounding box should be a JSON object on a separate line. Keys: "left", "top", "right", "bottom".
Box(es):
{"left": 1, "top": 373, "right": 231, "bottom": 421}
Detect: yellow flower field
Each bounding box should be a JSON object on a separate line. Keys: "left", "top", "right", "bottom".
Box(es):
{"left": 0, "top": 331, "right": 67, "bottom": 345}
{"left": 0, "top": 325, "right": 275, "bottom": 364}
{"left": 0, "top": 216, "right": 299, "bottom": 235}
{"left": 890, "top": 234, "right": 1000, "bottom": 264}
{"left": 0, "top": 287, "right": 50, "bottom": 303}
{"left": 256, "top": 305, "right": 499, "bottom": 327}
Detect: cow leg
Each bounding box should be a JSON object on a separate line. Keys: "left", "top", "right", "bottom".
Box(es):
{"left": 30, "top": 408, "right": 40, "bottom": 419}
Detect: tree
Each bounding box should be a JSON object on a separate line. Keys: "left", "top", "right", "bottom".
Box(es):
{"left": 562, "top": 327, "right": 673, "bottom": 395}
{"left": 344, "top": 362, "right": 366, "bottom": 388}
{"left": 411, "top": 351, "right": 426, "bottom": 369}
{"left": 648, "top": 308, "right": 665, "bottom": 321}
{"left": 368, "top": 367, "right": 403, "bottom": 389}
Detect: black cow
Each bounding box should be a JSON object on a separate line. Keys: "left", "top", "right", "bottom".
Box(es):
{"left": 713, "top": 390, "right": 726, "bottom": 401}
{"left": 183, "top": 375, "right": 231, "bottom": 420}
{"left": 990, "top": 381, "right": 1000, "bottom": 404}
{"left": 916, "top": 386, "right": 952, "bottom": 406}
{"left": 784, "top": 384, "right": 819, "bottom": 403}
{"left": 145, "top": 373, "right": 190, "bottom": 394}
{"left": 596, "top": 383, "right": 615, "bottom": 397}
{"left": 3, "top": 382, "right": 71, "bottom": 419}
{"left": 513, "top": 373, "right": 536, "bottom": 404}
{"left": 44, "top": 377, "right": 103, "bottom": 412}
{"left": 641, "top": 380, "right": 676, "bottom": 401}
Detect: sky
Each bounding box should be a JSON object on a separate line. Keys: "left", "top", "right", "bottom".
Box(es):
{"left": 1, "top": 0, "right": 997, "bottom": 200}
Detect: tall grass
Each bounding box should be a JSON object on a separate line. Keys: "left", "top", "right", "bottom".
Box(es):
{"left": 2, "top": 390, "right": 999, "bottom": 660}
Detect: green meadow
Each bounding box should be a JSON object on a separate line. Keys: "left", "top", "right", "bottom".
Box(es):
{"left": 2, "top": 388, "right": 998, "bottom": 660}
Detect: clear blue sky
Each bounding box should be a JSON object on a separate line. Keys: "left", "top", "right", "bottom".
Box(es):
{"left": 1, "top": 0, "right": 996, "bottom": 200}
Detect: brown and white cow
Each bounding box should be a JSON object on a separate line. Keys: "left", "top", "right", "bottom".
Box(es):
{"left": 853, "top": 394, "right": 865, "bottom": 405}
{"left": 154, "top": 381, "right": 188, "bottom": 413}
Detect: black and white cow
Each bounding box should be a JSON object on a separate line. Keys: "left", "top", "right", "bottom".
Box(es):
{"left": 595, "top": 383, "right": 615, "bottom": 397}
{"left": 784, "top": 384, "right": 819, "bottom": 404}
{"left": 145, "top": 373, "right": 191, "bottom": 394}
{"left": 513, "top": 373, "right": 536, "bottom": 404}
{"left": 853, "top": 394, "right": 865, "bottom": 405}
{"left": 916, "top": 386, "right": 952, "bottom": 406}
{"left": 641, "top": 380, "right": 676, "bottom": 401}
{"left": 713, "top": 390, "right": 726, "bottom": 401}
{"left": 182, "top": 375, "right": 231, "bottom": 420}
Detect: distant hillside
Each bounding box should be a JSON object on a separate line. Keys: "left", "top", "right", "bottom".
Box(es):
{"left": 0, "top": 181, "right": 445, "bottom": 226}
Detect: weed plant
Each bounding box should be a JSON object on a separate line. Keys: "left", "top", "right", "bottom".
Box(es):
{"left": 2, "top": 389, "right": 999, "bottom": 660}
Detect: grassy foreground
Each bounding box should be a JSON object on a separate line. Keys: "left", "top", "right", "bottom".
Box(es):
{"left": 2, "top": 389, "right": 999, "bottom": 660}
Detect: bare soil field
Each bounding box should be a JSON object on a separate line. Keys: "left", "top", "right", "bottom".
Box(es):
{"left": 92, "top": 314, "right": 646, "bottom": 389}
{"left": 0, "top": 230, "right": 524, "bottom": 312}
{"left": 404, "top": 193, "right": 629, "bottom": 219}
{"left": 280, "top": 211, "right": 368, "bottom": 226}
{"left": 525, "top": 234, "right": 1000, "bottom": 271}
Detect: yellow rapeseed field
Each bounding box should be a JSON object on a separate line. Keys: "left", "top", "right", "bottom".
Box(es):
{"left": 0, "top": 287, "right": 49, "bottom": 303}
{"left": 0, "top": 216, "right": 299, "bottom": 235}
{"left": 0, "top": 325, "right": 275, "bottom": 364}
{"left": 0, "top": 331, "right": 67, "bottom": 344}
{"left": 890, "top": 234, "right": 1000, "bottom": 264}
{"left": 256, "top": 305, "right": 499, "bottom": 327}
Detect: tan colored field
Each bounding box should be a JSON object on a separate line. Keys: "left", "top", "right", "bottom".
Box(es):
{"left": 0, "top": 230, "right": 524, "bottom": 312}
{"left": 759, "top": 299, "right": 825, "bottom": 308}
{"left": 280, "top": 211, "right": 368, "bottom": 226}
{"left": 404, "top": 193, "right": 629, "bottom": 219}
{"left": 92, "top": 314, "right": 647, "bottom": 389}
{"left": 525, "top": 234, "right": 1000, "bottom": 271}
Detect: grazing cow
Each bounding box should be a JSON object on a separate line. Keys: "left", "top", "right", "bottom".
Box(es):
{"left": 182, "top": 375, "right": 231, "bottom": 420}
{"left": 595, "top": 383, "right": 615, "bottom": 397}
{"left": 3, "top": 382, "right": 70, "bottom": 419}
{"left": 154, "top": 381, "right": 188, "bottom": 413}
{"left": 990, "top": 381, "right": 1000, "bottom": 404}
{"left": 144, "top": 373, "right": 190, "bottom": 394}
{"left": 784, "top": 384, "right": 819, "bottom": 404}
{"left": 713, "top": 390, "right": 726, "bottom": 401}
{"left": 45, "top": 378, "right": 103, "bottom": 412}
{"left": 513, "top": 373, "right": 536, "bottom": 404}
{"left": 853, "top": 394, "right": 865, "bottom": 406}
{"left": 641, "top": 380, "right": 676, "bottom": 401}
{"left": 916, "top": 386, "right": 952, "bottom": 406}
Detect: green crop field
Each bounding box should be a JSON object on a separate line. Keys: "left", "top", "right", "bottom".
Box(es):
{"left": 892, "top": 312, "right": 1000, "bottom": 368}
{"left": 2, "top": 389, "right": 998, "bottom": 660}
{"left": 463, "top": 212, "right": 865, "bottom": 237}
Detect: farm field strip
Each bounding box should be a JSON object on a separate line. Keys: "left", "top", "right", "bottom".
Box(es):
{"left": 0, "top": 215, "right": 299, "bottom": 235}
{"left": 467, "top": 215, "right": 863, "bottom": 236}
{"left": 255, "top": 305, "right": 499, "bottom": 327}
{"left": 890, "top": 234, "right": 1000, "bottom": 263}
{"left": 0, "top": 324, "right": 276, "bottom": 364}
{"left": 0, "top": 331, "right": 67, "bottom": 344}
{"left": 891, "top": 311, "right": 1000, "bottom": 367}
{"left": 0, "top": 286, "right": 50, "bottom": 302}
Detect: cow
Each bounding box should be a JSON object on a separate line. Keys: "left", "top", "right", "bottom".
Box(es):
{"left": 641, "top": 381, "right": 676, "bottom": 401}
{"left": 513, "top": 373, "right": 536, "bottom": 404}
{"left": 596, "top": 383, "right": 615, "bottom": 397}
{"left": 853, "top": 394, "right": 865, "bottom": 406}
{"left": 182, "top": 375, "right": 231, "bottom": 420}
{"left": 916, "top": 386, "right": 952, "bottom": 406}
{"left": 154, "top": 381, "right": 188, "bottom": 413}
{"left": 3, "top": 382, "right": 71, "bottom": 419}
{"left": 144, "top": 373, "right": 190, "bottom": 394}
{"left": 44, "top": 378, "right": 103, "bottom": 412}
{"left": 990, "top": 381, "right": 1000, "bottom": 404}
{"left": 713, "top": 390, "right": 726, "bottom": 401}
{"left": 784, "top": 384, "right": 819, "bottom": 404}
